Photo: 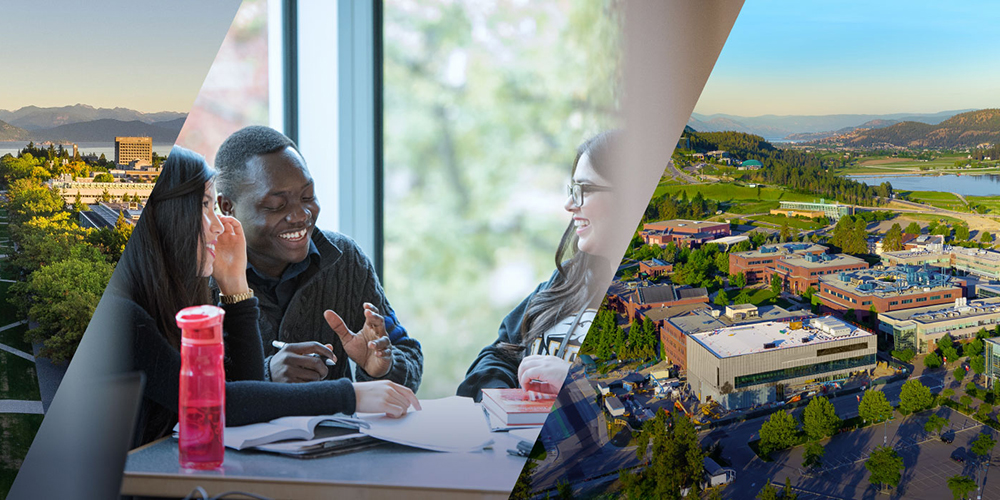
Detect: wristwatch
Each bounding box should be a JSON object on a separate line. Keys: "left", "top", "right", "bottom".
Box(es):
{"left": 220, "top": 288, "right": 254, "bottom": 304}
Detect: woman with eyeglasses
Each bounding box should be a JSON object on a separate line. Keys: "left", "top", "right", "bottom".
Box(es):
{"left": 108, "top": 146, "right": 419, "bottom": 447}
{"left": 457, "top": 131, "right": 620, "bottom": 400}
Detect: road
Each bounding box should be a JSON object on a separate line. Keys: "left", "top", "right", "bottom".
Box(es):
{"left": 530, "top": 366, "right": 996, "bottom": 499}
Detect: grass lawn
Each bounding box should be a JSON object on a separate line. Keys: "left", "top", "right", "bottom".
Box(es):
{"left": 0, "top": 325, "right": 30, "bottom": 354}
{"left": 748, "top": 214, "right": 824, "bottom": 231}
{"left": 0, "top": 352, "right": 40, "bottom": 401}
{"left": 652, "top": 182, "right": 820, "bottom": 205}
{"left": 0, "top": 413, "right": 44, "bottom": 498}
{"left": 899, "top": 190, "right": 967, "bottom": 211}
{"left": 0, "top": 283, "right": 18, "bottom": 326}
{"left": 725, "top": 200, "right": 780, "bottom": 215}
{"left": 966, "top": 195, "right": 1000, "bottom": 214}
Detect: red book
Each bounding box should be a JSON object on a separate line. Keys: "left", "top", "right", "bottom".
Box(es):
{"left": 480, "top": 388, "right": 556, "bottom": 426}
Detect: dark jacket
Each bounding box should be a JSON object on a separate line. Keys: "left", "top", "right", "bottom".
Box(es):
{"left": 254, "top": 230, "right": 423, "bottom": 391}
{"left": 116, "top": 293, "right": 357, "bottom": 448}
{"left": 456, "top": 275, "right": 557, "bottom": 400}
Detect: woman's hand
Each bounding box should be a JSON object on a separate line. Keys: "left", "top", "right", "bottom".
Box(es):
{"left": 353, "top": 380, "right": 421, "bottom": 418}
{"left": 213, "top": 215, "right": 250, "bottom": 295}
{"left": 518, "top": 355, "right": 571, "bottom": 395}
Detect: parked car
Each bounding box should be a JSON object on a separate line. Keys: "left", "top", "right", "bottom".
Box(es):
{"left": 951, "top": 449, "right": 965, "bottom": 463}
{"left": 941, "top": 432, "right": 955, "bottom": 444}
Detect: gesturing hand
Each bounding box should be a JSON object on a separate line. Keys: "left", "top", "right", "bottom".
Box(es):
{"left": 324, "top": 303, "right": 393, "bottom": 378}
{"left": 212, "top": 215, "right": 249, "bottom": 296}
{"left": 353, "top": 380, "right": 421, "bottom": 418}
{"left": 269, "top": 342, "right": 338, "bottom": 383}
{"left": 518, "top": 355, "right": 571, "bottom": 395}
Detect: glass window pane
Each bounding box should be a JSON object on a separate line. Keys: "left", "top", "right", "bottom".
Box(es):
{"left": 383, "top": 0, "right": 621, "bottom": 397}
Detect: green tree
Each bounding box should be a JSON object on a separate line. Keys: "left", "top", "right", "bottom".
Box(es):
{"left": 891, "top": 348, "right": 914, "bottom": 363}
{"left": 714, "top": 252, "right": 729, "bottom": 274}
{"left": 556, "top": 481, "right": 575, "bottom": 500}
{"left": 965, "top": 338, "right": 984, "bottom": 357}
{"left": 9, "top": 212, "right": 100, "bottom": 272}
{"left": 770, "top": 273, "right": 782, "bottom": 297}
{"left": 925, "top": 414, "right": 948, "bottom": 436}
{"left": 904, "top": 222, "right": 922, "bottom": 235}
{"left": 729, "top": 272, "right": 747, "bottom": 289}
{"left": 714, "top": 289, "right": 730, "bottom": 307}
{"left": 759, "top": 410, "right": 799, "bottom": 457}
{"left": 803, "top": 396, "right": 841, "bottom": 441}
{"left": 735, "top": 289, "right": 752, "bottom": 305}
{"left": 953, "top": 365, "right": 966, "bottom": 382}
{"left": 882, "top": 223, "right": 904, "bottom": 252}
{"left": 924, "top": 352, "right": 942, "bottom": 369}
{"left": 5, "top": 178, "right": 64, "bottom": 224}
{"left": 756, "top": 480, "right": 778, "bottom": 500}
{"left": 802, "top": 286, "right": 816, "bottom": 301}
{"left": 955, "top": 223, "right": 971, "bottom": 241}
{"left": 508, "top": 458, "right": 536, "bottom": 499}
{"left": 844, "top": 308, "right": 856, "bottom": 323}
{"left": 10, "top": 257, "right": 114, "bottom": 362}
{"left": 93, "top": 172, "right": 114, "bottom": 182}
{"left": 802, "top": 440, "right": 825, "bottom": 469}
{"left": 625, "top": 411, "right": 705, "bottom": 500}
{"left": 899, "top": 379, "right": 934, "bottom": 415}
{"left": 783, "top": 477, "right": 798, "bottom": 500}
{"left": 971, "top": 433, "right": 996, "bottom": 458}
{"left": 960, "top": 395, "right": 973, "bottom": 408}
{"left": 859, "top": 390, "right": 893, "bottom": 424}
{"left": 947, "top": 474, "right": 977, "bottom": 500}
{"left": 865, "top": 445, "right": 903, "bottom": 493}
{"left": 971, "top": 355, "right": 986, "bottom": 375}
{"left": 976, "top": 404, "right": 993, "bottom": 422}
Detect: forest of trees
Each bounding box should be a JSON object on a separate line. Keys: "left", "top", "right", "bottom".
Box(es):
{"left": 684, "top": 131, "right": 892, "bottom": 206}
{"left": 2, "top": 152, "right": 131, "bottom": 362}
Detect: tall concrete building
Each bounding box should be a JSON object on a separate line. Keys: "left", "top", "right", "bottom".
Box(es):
{"left": 114, "top": 136, "right": 153, "bottom": 167}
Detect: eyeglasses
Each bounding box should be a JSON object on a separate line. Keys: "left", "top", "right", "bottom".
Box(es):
{"left": 567, "top": 182, "right": 612, "bottom": 207}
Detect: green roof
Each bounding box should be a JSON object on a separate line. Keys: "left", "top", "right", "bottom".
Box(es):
{"left": 742, "top": 159, "right": 763, "bottom": 167}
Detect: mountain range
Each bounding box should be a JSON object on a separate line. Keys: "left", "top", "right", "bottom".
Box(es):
{"left": 811, "top": 109, "right": 1000, "bottom": 148}
{"left": 0, "top": 105, "right": 186, "bottom": 143}
{"left": 0, "top": 104, "right": 185, "bottom": 131}
{"left": 688, "top": 110, "right": 970, "bottom": 141}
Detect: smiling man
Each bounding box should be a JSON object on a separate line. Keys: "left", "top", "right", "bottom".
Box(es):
{"left": 213, "top": 126, "right": 421, "bottom": 391}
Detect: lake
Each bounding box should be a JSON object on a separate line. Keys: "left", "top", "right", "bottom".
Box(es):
{"left": 850, "top": 174, "right": 1000, "bottom": 197}
{"left": 0, "top": 141, "right": 174, "bottom": 159}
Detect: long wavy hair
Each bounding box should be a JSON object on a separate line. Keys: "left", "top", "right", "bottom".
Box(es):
{"left": 111, "top": 146, "right": 216, "bottom": 349}
{"left": 508, "top": 131, "right": 618, "bottom": 356}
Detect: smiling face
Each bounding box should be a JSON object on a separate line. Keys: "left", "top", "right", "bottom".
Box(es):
{"left": 222, "top": 146, "right": 318, "bottom": 278}
{"left": 564, "top": 151, "right": 614, "bottom": 259}
{"left": 199, "top": 181, "right": 225, "bottom": 277}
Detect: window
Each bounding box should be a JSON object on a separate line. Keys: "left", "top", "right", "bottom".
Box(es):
{"left": 734, "top": 354, "right": 874, "bottom": 389}
{"left": 382, "top": 1, "right": 621, "bottom": 397}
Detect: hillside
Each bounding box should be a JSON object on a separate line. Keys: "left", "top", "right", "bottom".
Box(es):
{"left": 30, "top": 119, "right": 180, "bottom": 143}
{"left": 822, "top": 109, "right": 1000, "bottom": 148}
{"left": 687, "top": 110, "right": 966, "bottom": 140}
{"left": 0, "top": 120, "right": 31, "bottom": 141}
{"left": 0, "top": 104, "right": 186, "bottom": 131}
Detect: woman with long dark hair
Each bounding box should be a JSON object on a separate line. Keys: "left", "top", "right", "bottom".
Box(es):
{"left": 457, "top": 131, "right": 620, "bottom": 399}
{"left": 112, "top": 146, "right": 418, "bottom": 447}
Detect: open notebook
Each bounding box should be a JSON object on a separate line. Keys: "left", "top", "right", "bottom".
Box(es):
{"left": 174, "top": 396, "right": 494, "bottom": 454}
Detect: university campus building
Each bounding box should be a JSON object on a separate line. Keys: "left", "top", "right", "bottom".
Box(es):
{"left": 686, "top": 316, "right": 876, "bottom": 410}
{"left": 777, "top": 200, "right": 853, "bottom": 220}
{"left": 773, "top": 252, "right": 869, "bottom": 295}
{"left": 114, "top": 136, "right": 153, "bottom": 167}
{"left": 654, "top": 303, "right": 813, "bottom": 372}
{"left": 817, "top": 266, "right": 965, "bottom": 322}
{"left": 881, "top": 246, "right": 1000, "bottom": 281}
{"left": 728, "top": 243, "right": 827, "bottom": 285}
{"left": 608, "top": 282, "right": 709, "bottom": 323}
{"left": 879, "top": 297, "right": 1000, "bottom": 354}
{"left": 640, "top": 219, "right": 731, "bottom": 248}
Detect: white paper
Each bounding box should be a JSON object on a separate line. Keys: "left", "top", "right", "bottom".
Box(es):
{"left": 358, "top": 396, "right": 495, "bottom": 453}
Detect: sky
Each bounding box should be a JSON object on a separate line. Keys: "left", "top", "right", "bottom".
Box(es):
{"left": 694, "top": 1, "right": 1000, "bottom": 117}
{"left": 0, "top": 0, "right": 242, "bottom": 113}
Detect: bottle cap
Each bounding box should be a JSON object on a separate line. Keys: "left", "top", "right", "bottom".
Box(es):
{"left": 176, "top": 305, "right": 226, "bottom": 345}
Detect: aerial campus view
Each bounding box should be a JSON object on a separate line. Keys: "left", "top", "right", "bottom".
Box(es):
{"left": 518, "top": 115, "right": 1000, "bottom": 499}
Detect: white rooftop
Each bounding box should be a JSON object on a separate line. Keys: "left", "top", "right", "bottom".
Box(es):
{"left": 690, "top": 317, "right": 873, "bottom": 358}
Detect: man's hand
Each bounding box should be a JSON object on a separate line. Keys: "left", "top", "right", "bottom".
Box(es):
{"left": 269, "top": 342, "right": 337, "bottom": 383}
{"left": 324, "top": 303, "right": 393, "bottom": 378}
{"left": 353, "top": 380, "right": 421, "bottom": 418}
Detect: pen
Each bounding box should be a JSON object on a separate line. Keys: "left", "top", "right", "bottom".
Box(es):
{"left": 272, "top": 340, "right": 336, "bottom": 366}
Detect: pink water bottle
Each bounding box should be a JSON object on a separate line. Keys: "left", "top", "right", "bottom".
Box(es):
{"left": 176, "top": 305, "right": 226, "bottom": 469}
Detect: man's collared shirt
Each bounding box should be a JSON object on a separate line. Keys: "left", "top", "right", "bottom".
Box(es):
{"left": 247, "top": 240, "right": 322, "bottom": 315}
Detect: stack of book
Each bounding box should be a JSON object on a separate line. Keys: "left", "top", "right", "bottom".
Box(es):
{"left": 480, "top": 388, "right": 556, "bottom": 430}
